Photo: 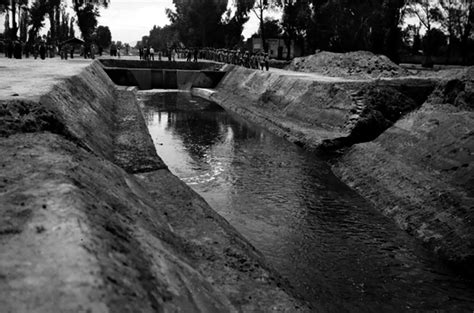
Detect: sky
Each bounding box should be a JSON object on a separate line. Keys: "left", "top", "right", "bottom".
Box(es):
{"left": 0, "top": 0, "right": 261, "bottom": 45}
{"left": 97, "top": 0, "right": 174, "bottom": 44}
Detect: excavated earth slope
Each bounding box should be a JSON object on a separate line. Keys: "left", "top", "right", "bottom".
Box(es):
{"left": 0, "top": 59, "right": 309, "bottom": 312}
{"left": 201, "top": 64, "right": 473, "bottom": 277}
{"left": 332, "top": 67, "right": 474, "bottom": 276}
{"left": 286, "top": 51, "right": 409, "bottom": 80}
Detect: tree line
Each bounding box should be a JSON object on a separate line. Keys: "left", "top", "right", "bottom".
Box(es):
{"left": 1, "top": 0, "right": 113, "bottom": 51}
{"left": 140, "top": 0, "right": 473, "bottom": 65}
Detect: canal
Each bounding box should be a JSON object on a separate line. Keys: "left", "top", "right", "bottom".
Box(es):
{"left": 139, "top": 91, "right": 474, "bottom": 313}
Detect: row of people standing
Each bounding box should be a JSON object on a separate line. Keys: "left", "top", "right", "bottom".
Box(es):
{"left": 3, "top": 40, "right": 23, "bottom": 59}
{"left": 2, "top": 40, "right": 102, "bottom": 60}
{"left": 3, "top": 40, "right": 57, "bottom": 60}
{"left": 185, "top": 48, "right": 199, "bottom": 62}
{"left": 139, "top": 47, "right": 178, "bottom": 62}
{"left": 134, "top": 46, "right": 270, "bottom": 71}
{"left": 139, "top": 46, "right": 160, "bottom": 61}
{"left": 110, "top": 43, "right": 120, "bottom": 57}
{"left": 200, "top": 48, "right": 270, "bottom": 71}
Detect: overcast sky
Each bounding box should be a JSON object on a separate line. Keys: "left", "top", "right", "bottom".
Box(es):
{"left": 0, "top": 0, "right": 261, "bottom": 44}
{"left": 97, "top": 0, "right": 174, "bottom": 44}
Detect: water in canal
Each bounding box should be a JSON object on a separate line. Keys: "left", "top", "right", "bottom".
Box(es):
{"left": 139, "top": 91, "right": 474, "bottom": 313}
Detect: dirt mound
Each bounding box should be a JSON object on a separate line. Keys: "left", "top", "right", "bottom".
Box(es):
{"left": 286, "top": 50, "right": 409, "bottom": 79}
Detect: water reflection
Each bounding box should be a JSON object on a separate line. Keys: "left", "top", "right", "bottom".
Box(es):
{"left": 140, "top": 91, "right": 474, "bottom": 312}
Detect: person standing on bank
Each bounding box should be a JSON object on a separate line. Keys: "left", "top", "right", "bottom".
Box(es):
{"left": 149, "top": 46, "right": 155, "bottom": 61}
{"left": 39, "top": 42, "right": 46, "bottom": 60}
{"left": 61, "top": 44, "right": 69, "bottom": 59}
{"left": 193, "top": 48, "right": 198, "bottom": 62}
{"left": 91, "top": 44, "right": 96, "bottom": 59}
{"left": 171, "top": 48, "right": 176, "bottom": 61}
{"left": 13, "top": 40, "right": 22, "bottom": 59}
{"left": 110, "top": 42, "right": 117, "bottom": 57}
{"left": 7, "top": 40, "right": 14, "bottom": 58}
{"left": 259, "top": 52, "right": 265, "bottom": 70}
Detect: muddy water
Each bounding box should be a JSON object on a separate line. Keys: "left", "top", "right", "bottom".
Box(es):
{"left": 140, "top": 91, "right": 474, "bottom": 313}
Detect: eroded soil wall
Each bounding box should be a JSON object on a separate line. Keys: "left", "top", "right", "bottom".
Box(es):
{"left": 332, "top": 70, "right": 474, "bottom": 276}
{"left": 0, "top": 60, "right": 309, "bottom": 312}
{"left": 206, "top": 65, "right": 474, "bottom": 275}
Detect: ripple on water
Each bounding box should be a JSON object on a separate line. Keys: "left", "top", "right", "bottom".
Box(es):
{"left": 141, "top": 91, "right": 474, "bottom": 313}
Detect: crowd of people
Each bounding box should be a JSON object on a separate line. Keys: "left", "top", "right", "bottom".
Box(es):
{"left": 1, "top": 39, "right": 103, "bottom": 60}
{"left": 138, "top": 46, "right": 161, "bottom": 61}
{"left": 3, "top": 39, "right": 271, "bottom": 71}
{"left": 200, "top": 48, "right": 270, "bottom": 70}
{"left": 136, "top": 46, "right": 270, "bottom": 71}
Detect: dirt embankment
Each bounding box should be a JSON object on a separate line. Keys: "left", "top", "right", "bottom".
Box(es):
{"left": 332, "top": 67, "right": 474, "bottom": 275}
{"left": 286, "top": 50, "right": 409, "bottom": 79}
{"left": 205, "top": 60, "right": 473, "bottom": 276}
{"left": 209, "top": 64, "right": 435, "bottom": 151}
{"left": 0, "top": 60, "right": 309, "bottom": 312}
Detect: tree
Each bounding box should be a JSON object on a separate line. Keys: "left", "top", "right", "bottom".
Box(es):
{"left": 11, "top": 0, "right": 17, "bottom": 40}
{"left": 220, "top": 3, "right": 251, "bottom": 49}
{"left": 0, "top": 0, "right": 9, "bottom": 12}
{"left": 146, "top": 24, "right": 179, "bottom": 51}
{"left": 74, "top": 3, "right": 98, "bottom": 44}
{"left": 403, "top": 0, "right": 444, "bottom": 66}
{"left": 2, "top": 0, "right": 18, "bottom": 40}
{"left": 402, "top": 23, "right": 423, "bottom": 52}
{"left": 93, "top": 25, "right": 111, "bottom": 50}
{"left": 69, "top": 16, "right": 75, "bottom": 38}
{"left": 161, "top": 0, "right": 278, "bottom": 49}
{"left": 27, "top": 0, "right": 48, "bottom": 44}
{"left": 279, "top": 0, "right": 311, "bottom": 59}
{"left": 0, "top": 0, "right": 8, "bottom": 40}
{"left": 139, "top": 35, "right": 149, "bottom": 48}
{"left": 72, "top": 0, "right": 109, "bottom": 45}
{"left": 306, "top": 1, "right": 405, "bottom": 62}
{"left": 0, "top": 0, "right": 29, "bottom": 41}
{"left": 377, "top": 0, "right": 406, "bottom": 63}
{"left": 423, "top": 27, "right": 448, "bottom": 56}
{"left": 47, "top": 0, "right": 60, "bottom": 42}
{"left": 243, "top": 0, "right": 278, "bottom": 52}
{"left": 254, "top": 18, "right": 282, "bottom": 38}
{"left": 403, "top": 0, "right": 443, "bottom": 32}
{"left": 166, "top": 0, "right": 227, "bottom": 47}
{"left": 439, "top": 0, "right": 473, "bottom": 64}
{"left": 18, "top": 1, "right": 28, "bottom": 42}
{"left": 59, "top": 9, "right": 72, "bottom": 41}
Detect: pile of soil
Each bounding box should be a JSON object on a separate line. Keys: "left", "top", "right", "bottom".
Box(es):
{"left": 286, "top": 50, "right": 409, "bottom": 79}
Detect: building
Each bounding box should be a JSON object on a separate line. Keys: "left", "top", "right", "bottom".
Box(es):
{"left": 251, "top": 37, "right": 301, "bottom": 59}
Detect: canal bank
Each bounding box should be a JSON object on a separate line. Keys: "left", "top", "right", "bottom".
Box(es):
{"left": 139, "top": 90, "right": 474, "bottom": 312}
{"left": 197, "top": 64, "right": 474, "bottom": 277}
{"left": 1, "top": 57, "right": 472, "bottom": 311}
{"left": 0, "top": 59, "right": 309, "bottom": 312}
